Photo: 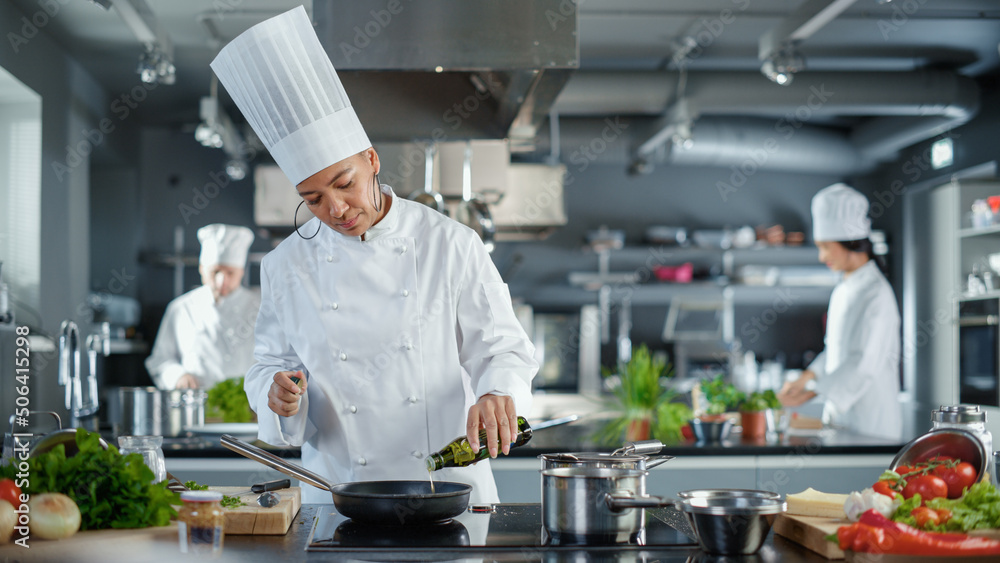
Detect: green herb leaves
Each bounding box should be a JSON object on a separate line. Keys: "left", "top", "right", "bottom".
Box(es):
{"left": 206, "top": 377, "right": 255, "bottom": 422}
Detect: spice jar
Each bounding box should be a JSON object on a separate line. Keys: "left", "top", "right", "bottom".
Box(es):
{"left": 178, "top": 490, "right": 224, "bottom": 557}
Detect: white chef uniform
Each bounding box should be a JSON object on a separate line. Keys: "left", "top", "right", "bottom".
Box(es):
{"left": 246, "top": 186, "right": 536, "bottom": 504}
{"left": 807, "top": 184, "right": 902, "bottom": 441}
{"left": 146, "top": 223, "right": 259, "bottom": 390}
{"left": 212, "top": 7, "right": 537, "bottom": 504}
{"left": 145, "top": 285, "right": 261, "bottom": 390}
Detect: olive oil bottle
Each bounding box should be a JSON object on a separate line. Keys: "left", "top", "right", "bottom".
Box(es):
{"left": 425, "top": 417, "right": 533, "bottom": 471}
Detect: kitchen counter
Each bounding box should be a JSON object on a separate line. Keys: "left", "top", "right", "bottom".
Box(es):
{"left": 0, "top": 504, "right": 838, "bottom": 562}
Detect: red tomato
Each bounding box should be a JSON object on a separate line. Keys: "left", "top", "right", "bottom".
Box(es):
{"left": 894, "top": 464, "right": 917, "bottom": 478}
{"left": 0, "top": 478, "right": 21, "bottom": 506}
{"left": 902, "top": 474, "right": 949, "bottom": 502}
{"left": 933, "top": 461, "right": 978, "bottom": 498}
{"left": 872, "top": 480, "right": 897, "bottom": 498}
{"left": 935, "top": 508, "right": 953, "bottom": 524}
{"left": 912, "top": 506, "right": 942, "bottom": 528}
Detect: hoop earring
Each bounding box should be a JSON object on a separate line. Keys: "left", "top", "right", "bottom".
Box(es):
{"left": 294, "top": 200, "right": 322, "bottom": 240}
{"left": 371, "top": 173, "right": 382, "bottom": 213}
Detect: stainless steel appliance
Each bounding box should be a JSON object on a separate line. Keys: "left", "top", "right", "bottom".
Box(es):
{"left": 957, "top": 298, "right": 999, "bottom": 406}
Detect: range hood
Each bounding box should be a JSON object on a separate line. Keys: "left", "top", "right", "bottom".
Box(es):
{"left": 311, "top": 1, "right": 579, "bottom": 150}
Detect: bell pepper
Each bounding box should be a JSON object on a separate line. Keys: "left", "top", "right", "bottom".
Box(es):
{"left": 835, "top": 509, "right": 1000, "bottom": 555}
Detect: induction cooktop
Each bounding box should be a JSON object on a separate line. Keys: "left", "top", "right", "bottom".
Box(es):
{"left": 306, "top": 504, "right": 698, "bottom": 553}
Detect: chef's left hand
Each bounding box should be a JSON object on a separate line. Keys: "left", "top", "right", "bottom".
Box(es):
{"left": 466, "top": 394, "right": 518, "bottom": 458}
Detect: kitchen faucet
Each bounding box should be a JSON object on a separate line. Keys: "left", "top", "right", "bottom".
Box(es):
{"left": 58, "top": 320, "right": 100, "bottom": 429}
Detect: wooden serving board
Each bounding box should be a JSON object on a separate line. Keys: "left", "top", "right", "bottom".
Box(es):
{"left": 773, "top": 513, "right": 849, "bottom": 559}
{"left": 209, "top": 486, "right": 302, "bottom": 535}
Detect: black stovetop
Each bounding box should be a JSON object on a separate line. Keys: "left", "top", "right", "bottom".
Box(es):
{"left": 307, "top": 504, "right": 698, "bottom": 553}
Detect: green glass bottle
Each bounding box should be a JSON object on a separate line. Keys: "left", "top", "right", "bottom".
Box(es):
{"left": 425, "top": 417, "right": 533, "bottom": 471}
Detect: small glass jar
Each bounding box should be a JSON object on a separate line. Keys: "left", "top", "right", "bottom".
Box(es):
{"left": 117, "top": 435, "right": 167, "bottom": 483}
{"left": 931, "top": 405, "right": 994, "bottom": 485}
{"left": 178, "top": 491, "right": 224, "bottom": 557}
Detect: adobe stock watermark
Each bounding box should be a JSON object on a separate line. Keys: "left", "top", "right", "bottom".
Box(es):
{"left": 672, "top": 0, "right": 752, "bottom": 68}
{"left": 740, "top": 288, "right": 802, "bottom": 345}
{"left": 716, "top": 83, "right": 835, "bottom": 202}
{"left": 338, "top": 0, "right": 413, "bottom": 63}
{"left": 7, "top": 0, "right": 72, "bottom": 53}
{"left": 177, "top": 143, "right": 259, "bottom": 223}
{"left": 567, "top": 117, "right": 629, "bottom": 173}
{"left": 876, "top": 0, "right": 931, "bottom": 40}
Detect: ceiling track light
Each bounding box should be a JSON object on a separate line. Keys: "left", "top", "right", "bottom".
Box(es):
{"left": 761, "top": 43, "right": 805, "bottom": 86}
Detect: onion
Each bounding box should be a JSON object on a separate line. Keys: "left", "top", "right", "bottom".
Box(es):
{"left": 28, "top": 493, "right": 81, "bottom": 540}
{"left": 0, "top": 500, "right": 15, "bottom": 544}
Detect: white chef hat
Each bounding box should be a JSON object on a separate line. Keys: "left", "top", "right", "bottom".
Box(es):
{"left": 811, "top": 183, "right": 871, "bottom": 242}
{"left": 197, "top": 224, "right": 254, "bottom": 268}
{"left": 210, "top": 6, "right": 371, "bottom": 186}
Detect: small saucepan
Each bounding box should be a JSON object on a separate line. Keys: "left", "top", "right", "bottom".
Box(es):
{"left": 221, "top": 434, "right": 471, "bottom": 526}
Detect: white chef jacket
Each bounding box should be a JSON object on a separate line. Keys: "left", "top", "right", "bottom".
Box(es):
{"left": 146, "top": 285, "right": 261, "bottom": 390}
{"left": 245, "top": 186, "right": 537, "bottom": 504}
{"left": 808, "top": 260, "right": 902, "bottom": 441}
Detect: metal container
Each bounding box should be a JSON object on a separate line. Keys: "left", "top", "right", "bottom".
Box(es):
{"left": 113, "top": 387, "right": 206, "bottom": 437}
{"left": 891, "top": 427, "right": 988, "bottom": 483}
{"left": 540, "top": 467, "right": 672, "bottom": 542}
{"left": 677, "top": 490, "right": 786, "bottom": 555}
{"left": 931, "top": 405, "right": 994, "bottom": 484}
{"left": 539, "top": 440, "right": 674, "bottom": 472}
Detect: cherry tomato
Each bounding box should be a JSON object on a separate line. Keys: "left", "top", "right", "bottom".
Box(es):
{"left": 935, "top": 508, "right": 953, "bottom": 524}
{"left": 0, "top": 478, "right": 21, "bottom": 506}
{"left": 912, "top": 506, "right": 942, "bottom": 528}
{"left": 894, "top": 464, "right": 916, "bottom": 477}
{"left": 902, "top": 474, "right": 949, "bottom": 502}
{"left": 933, "top": 461, "right": 978, "bottom": 499}
{"left": 872, "top": 480, "right": 897, "bottom": 498}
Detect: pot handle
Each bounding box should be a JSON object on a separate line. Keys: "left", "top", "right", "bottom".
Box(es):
{"left": 614, "top": 440, "right": 664, "bottom": 456}
{"left": 603, "top": 491, "right": 675, "bottom": 512}
{"left": 645, "top": 454, "right": 676, "bottom": 470}
{"left": 220, "top": 434, "right": 335, "bottom": 492}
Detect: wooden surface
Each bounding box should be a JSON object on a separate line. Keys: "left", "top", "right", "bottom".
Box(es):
{"left": 773, "top": 513, "right": 849, "bottom": 560}
{"left": 211, "top": 486, "right": 302, "bottom": 535}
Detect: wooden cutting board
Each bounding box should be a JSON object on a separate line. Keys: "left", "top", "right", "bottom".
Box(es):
{"left": 773, "top": 513, "right": 849, "bottom": 559}
{"left": 209, "top": 486, "right": 302, "bottom": 535}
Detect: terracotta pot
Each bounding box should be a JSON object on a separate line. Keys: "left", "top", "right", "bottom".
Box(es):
{"left": 740, "top": 410, "right": 769, "bottom": 440}
{"left": 626, "top": 417, "right": 652, "bottom": 441}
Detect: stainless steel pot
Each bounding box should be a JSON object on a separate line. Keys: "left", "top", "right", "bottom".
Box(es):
{"left": 112, "top": 387, "right": 206, "bottom": 437}
{"left": 539, "top": 440, "right": 675, "bottom": 471}
{"left": 541, "top": 467, "right": 673, "bottom": 542}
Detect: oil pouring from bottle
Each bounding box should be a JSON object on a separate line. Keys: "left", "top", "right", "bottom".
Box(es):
{"left": 426, "top": 417, "right": 534, "bottom": 473}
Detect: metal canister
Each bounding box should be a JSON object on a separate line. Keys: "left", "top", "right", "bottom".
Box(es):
{"left": 931, "top": 405, "right": 995, "bottom": 485}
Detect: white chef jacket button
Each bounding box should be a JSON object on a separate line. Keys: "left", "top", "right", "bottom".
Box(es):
{"left": 340, "top": 352, "right": 348, "bottom": 361}
{"left": 349, "top": 405, "right": 357, "bottom": 413}
{"left": 357, "top": 457, "right": 367, "bottom": 466}
{"left": 401, "top": 289, "right": 409, "bottom": 297}
{"left": 408, "top": 396, "right": 418, "bottom": 404}
{"left": 399, "top": 245, "right": 407, "bottom": 254}
{"left": 405, "top": 342, "right": 413, "bottom": 350}
{"left": 330, "top": 302, "right": 339, "bottom": 310}
{"left": 326, "top": 255, "right": 334, "bottom": 262}
{"left": 411, "top": 450, "right": 422, "bottom": 458}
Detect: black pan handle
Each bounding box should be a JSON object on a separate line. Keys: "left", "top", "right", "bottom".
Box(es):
{"left": 220, "top": 434, "right": 335, "bottom": 492}
{"left": 252, "top": 478, "right": 291, "bottom": 494}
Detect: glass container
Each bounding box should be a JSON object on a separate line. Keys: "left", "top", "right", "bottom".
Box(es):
{"left": 931, "top": 405, "right": 994, "bottom": 485}
{"left": 178, "top": 490, "right": 224, "bottom": 557}
{"left": 117, "top": 435, "right": 167, "bottom": 483}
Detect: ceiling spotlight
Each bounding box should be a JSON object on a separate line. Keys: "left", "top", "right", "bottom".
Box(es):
{"left": 225, "top": 159, "right": 248, "bottom": 181}
{"left": 137, "top": 46, "right": 175, "bottom": 85}
{"left": 761, "top": 44, "right": 805, "bottom": 86}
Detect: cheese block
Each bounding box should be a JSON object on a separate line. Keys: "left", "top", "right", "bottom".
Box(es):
{"left": 786, "top": 487, "right": 848, "bottom": 519}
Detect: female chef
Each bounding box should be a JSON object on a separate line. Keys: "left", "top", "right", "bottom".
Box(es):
{"left": 777, "top": 183, "right": 903, "bottom": 441}
{"left": 211, "top": 7, "right": 538, "bottom": 504}
{"left": 145, "top": 224, "right": 259, "bottom": 390}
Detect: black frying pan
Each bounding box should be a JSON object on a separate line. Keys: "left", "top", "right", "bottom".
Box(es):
{"left": 220, "top": 434, "right": 472, "bottom": 526}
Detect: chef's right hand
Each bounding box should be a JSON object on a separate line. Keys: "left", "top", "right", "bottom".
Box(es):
{"left": 268, "top": 370, "right": 307, "bottom": 417}
{"left": 777, "top": 370, "right": 816, "bottom": 407}
{"left": 175, "top": 374, "right": 199, "bottom": 389}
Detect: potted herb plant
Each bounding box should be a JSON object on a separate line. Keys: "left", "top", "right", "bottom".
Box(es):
{"left": 598, "top": 345, "right": 691, "bottom": 443}
{"left": 739, "top": 390, "right": 782, "bottom": 440}
{"left": 689, "top": 375, "right": 744, "bottom": 443}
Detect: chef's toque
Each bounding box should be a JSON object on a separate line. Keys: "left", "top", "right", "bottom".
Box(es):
{"left": 210, "top": 6, "right": 371, "bottom": 186}
{"left": 198, "top": 224, "right": 255, "bottom": 268}
{"left": 811, "top": 183, "right": 871, "bottom": 242}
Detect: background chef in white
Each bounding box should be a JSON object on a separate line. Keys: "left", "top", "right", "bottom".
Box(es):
{"left": 777, "top": 183, "right": 903, "bottom": 441}
{"left": 211, "top": 7, "right": 538, "bottom": 504}
{"left": 145, "top": 224, "right": 260, "bottom": 390}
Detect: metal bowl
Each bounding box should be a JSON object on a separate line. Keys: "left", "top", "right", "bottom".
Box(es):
{"left": 890, "top": 428, "right": 987, "bottom": 481}
{"left": 678, "top": 489, "right": 781, "bottom": 501}
{"left": 677, "top": 490, "right": 786, "bottom": 555}
{"left": 689, "top": 419, "right": 734, "bottom": 443}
